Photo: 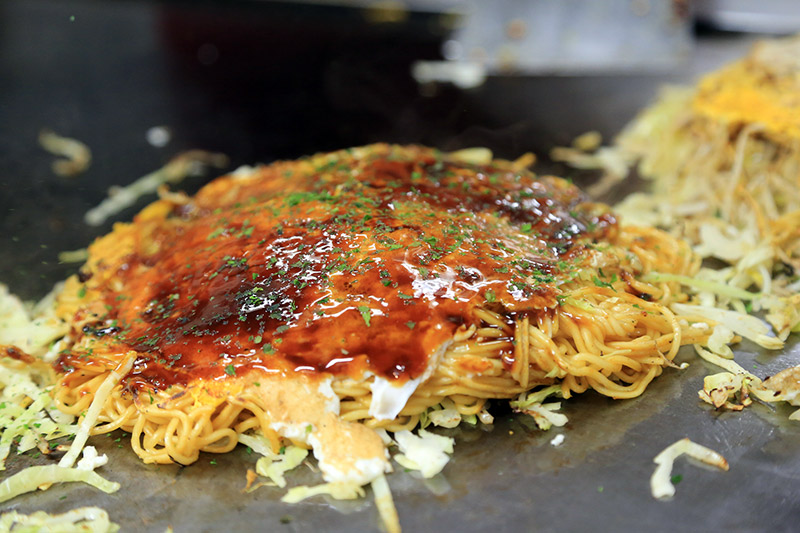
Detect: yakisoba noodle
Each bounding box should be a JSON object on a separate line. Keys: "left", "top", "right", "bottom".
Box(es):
{"left": 51, "top": 144, "right": 708, "bottom": 478}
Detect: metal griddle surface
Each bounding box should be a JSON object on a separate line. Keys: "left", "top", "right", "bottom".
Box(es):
{"left": 2, "top": 1, "right": 799, "bottom": 531}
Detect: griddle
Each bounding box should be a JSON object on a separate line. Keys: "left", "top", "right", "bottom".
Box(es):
{"left": 2, "top": 2, "right": 799, "bottom": 531}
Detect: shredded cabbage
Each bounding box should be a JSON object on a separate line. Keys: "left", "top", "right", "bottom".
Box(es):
{"left": 0, "top": 465, "right": 119, "bottom": 503}
{"left": 446, "top": 147, "right": 492, "bottom": 166}
{"left": 424, "top": 398, "right": 462, "bottom": 429}
{"left": 520, "top": 403, "right": 569, "bottom": 431}
{"left": 392, "top": 429, "right": 454, "bottom": 479}
{"left": 707, "top": 325, "right": 735, "bottom": 359}
{"left": 255, "top": 446, "right": 308, "bottom": 489}
{"left": 38, "top": 129, "right": 92, "bottom": 178}
{"left": 370, "top": 474, "right": 401, "bottom": 533}
{"left": 0, "top": 381, "right": 75, "bottom": 470}
{"left": 84, "top": 150, "right": 228, "bottom": 226}
{"left": 692, "top": 346, "right": 786, "bottom": 406}
{"left": 672, "top": 303, "right": 783, "bottom": 350}
{"left": 650, "top": 438, "right": 728, "bottom": 500}
{"left": 642, "top": 272, "right": 759, "bottom": 301}
{"left": 699, "top": 372, "right": 752, "bottom": 410}
{"left": 762, "top": 365, "right": 800, "bottom": 416}
{"left": 59, "top": 354, "right": 135, "bottom": 469}
{"left": 281, "top": 481, "right": 365, "bottom": 503}
{"left": 0, "top": 283, "right": 68, "bottom": 357}
{"left": 426, "top": 408, "right": 460, "bottom": 428}
{"left": 693, "top": 345, "right": 754, "bottom": 377}
{"left": 57, "top": 248, "right": 89, "bottom": 264}
{"left": 761, "top": 293, "right": 800, "bottom": 340}
{"left": 0, "top": 285, "right": 79, "bottom": 477}
{"left": 0, "top": 507, "right": 119, "bottom": 533}
{"left": 509, "top": 386, "right": 568, "bottom": 430}
{"left": 509, "top": 385, "right": 562, "bottom": 410}
{"left": 237, "top": 432, "right": 276, "bottom": 458}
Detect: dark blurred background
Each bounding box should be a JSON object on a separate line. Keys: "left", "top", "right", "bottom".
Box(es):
{"left": 1, "top": 0, "right": 797, "bottom": 300}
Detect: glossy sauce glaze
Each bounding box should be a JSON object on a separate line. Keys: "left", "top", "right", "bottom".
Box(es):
{"left": 60, "top": 145, "right": 617, "bottom": 393}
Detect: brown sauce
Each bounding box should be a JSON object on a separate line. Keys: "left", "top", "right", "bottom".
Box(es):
{"left": 62, "top": 145, "right": 617, "bottom": 393}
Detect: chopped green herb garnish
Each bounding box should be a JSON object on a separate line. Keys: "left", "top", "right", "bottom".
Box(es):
{"left": 592, "top": 276, "right": 614, "bottom": 289}
{"left": 357, "top": 305, "right": 372, "bottom": 327}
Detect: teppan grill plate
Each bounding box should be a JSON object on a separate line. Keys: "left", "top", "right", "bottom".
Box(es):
{"left": 2, "top": 2, "right": 798, "bottom": 531}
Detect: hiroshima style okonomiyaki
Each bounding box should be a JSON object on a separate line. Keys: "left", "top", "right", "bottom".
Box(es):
{"left": 43, "top": 143, "right": 712, "bottom": 485}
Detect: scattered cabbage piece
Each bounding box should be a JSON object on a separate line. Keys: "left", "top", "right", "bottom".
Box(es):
{"left": 370, "top": 474, "right": 401, "bottom": 533}
{"left": 281, "top": 481, "right": 365, "bottom": 503}
{"left": 699, "top": 372, "right": 753, "bottom": 410}
{"left": 0, "top": 465, "right": 119, "bottom": 504}
{"left": 642, "top": 272, "right": 759, "bottom": 302}
{"left": 426, "top": 410, "right": 460, "bottom": 428}
{"left": 672, "top": 303, "right": 782, "bottom": 350}
{"left": 509, "top": 385, "right": 567, "bottom": 430}
{"left": 762, "top": 365, "right": 800, "bottom": 419}
{"left": 477, "top": 407, "right": 494, "bottom": 425}
{"left": 58, "top": 248, "right": 90, "bottom": 264}
{"left": 420, "top": 396, "right": 484, "bottom": 429}
{"left": 692, "top": 346, "right": 787, "bottom": 408}
{"left": 509, "top": 385, "right": 562, "bottom": 411}
{"left": 446, "top": 147, "right": 492, "bottom": 166}
{"left": 84, "top": 150, "right": 228, "bottom": 226}
{"left": 651, "top": 438, "right": 728, "bottom": 500}
{"left": 693, "top": 345, "right": 751, "bottom": 376}
{"left": 426, "top": 406, "right": 461, "bottom": 429}
{"left": 0, "top": 507, "right": 119, "bottom": 533}
{"left": 518, "top": 403, "right": 568, "bottom": 431}
{"left": 255, "top": 446, "right": 308, "bottom": 489}
{"left": 237, "top": 432, "right": 276, "bottom": 458}
{"left": 393, "top": 429, "right": 454, "bottom": 479}
{"left": 707, "top": 325, "right": 735, "bottom": 359}
{"left": 38, "top": 129, "right": 92, "bottom": 177}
